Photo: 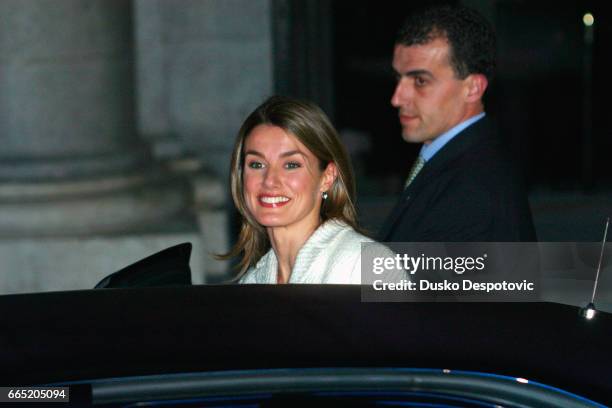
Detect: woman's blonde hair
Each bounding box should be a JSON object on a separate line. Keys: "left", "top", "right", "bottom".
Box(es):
{"left": 220, "top": 95, "right": 360, "bottom": 276}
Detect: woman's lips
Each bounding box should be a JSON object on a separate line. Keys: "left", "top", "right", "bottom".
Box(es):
{"left": 258, "top": 195, "right": 290, "bottom": 208}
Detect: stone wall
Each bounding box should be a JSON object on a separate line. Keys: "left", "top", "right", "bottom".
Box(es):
{"left": 135, "top": 0, "right": 274, "bottom": 181}
{"left": 0, "top": 0, "right": 274, "bottom": 293}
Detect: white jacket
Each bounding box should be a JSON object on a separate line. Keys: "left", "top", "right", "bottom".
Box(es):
{"left": 239, "top": 219, "right": 395, "bottom": 284}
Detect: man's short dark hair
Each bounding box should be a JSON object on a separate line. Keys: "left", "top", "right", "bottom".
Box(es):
{"left": 396, "top": 5, "right": 496, "bottom": 82}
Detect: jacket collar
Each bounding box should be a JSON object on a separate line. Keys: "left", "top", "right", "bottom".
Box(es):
{"left": 378, "top": 116, "right": 494, "bottom": 241}
{"left": 408, "top": 116, "right": 493, "bottom": 194}
{"left": 253, "top": 219, "right": 349, "bottom": 283}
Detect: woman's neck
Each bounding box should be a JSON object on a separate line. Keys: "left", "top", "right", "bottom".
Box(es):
{"left": 267, "top": 219, "right": 321, "bottom": 284}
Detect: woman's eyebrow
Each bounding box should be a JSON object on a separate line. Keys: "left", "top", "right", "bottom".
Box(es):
{"left": 244, "top": 150, "right": 308, "bottom": 160}
{"left": 244, "top": 150, "right": 264, "bottom": 157}
{"left": 244, "top": 150, "right": 305, "bottom": 158}
{"left": 279, "top": 150, "right": 305, "bottom": 158}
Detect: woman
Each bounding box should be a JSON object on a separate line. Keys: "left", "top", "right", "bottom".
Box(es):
{"left": 222, "top": 95, "right": 393, "bottom": 284}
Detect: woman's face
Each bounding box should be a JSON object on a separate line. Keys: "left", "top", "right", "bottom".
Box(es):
{"left": 242, "top": 124, "right": 335, "bottom": 233}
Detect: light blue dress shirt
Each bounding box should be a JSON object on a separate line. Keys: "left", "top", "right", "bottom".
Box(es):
{"left": 419, "top": 112, "right": 486, "bottom": 162}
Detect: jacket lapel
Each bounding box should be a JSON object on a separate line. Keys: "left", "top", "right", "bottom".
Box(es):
{"left": 377, "top": 117, "right": 492, "bottom": 241}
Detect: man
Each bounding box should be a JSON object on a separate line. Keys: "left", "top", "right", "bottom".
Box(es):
{"left": 379, "top": 5, "right": 536, "bottom": 242}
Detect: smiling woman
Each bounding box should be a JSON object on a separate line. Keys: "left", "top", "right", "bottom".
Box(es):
{"left": 220, "top": 96, "right": 394, "bottom": 284}
{"left": 242, "top": 124, "right": 333, "bottom": 236}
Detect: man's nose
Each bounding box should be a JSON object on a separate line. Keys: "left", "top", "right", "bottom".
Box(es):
{"left": 391, "top": 79, "right": 407, "bottom": 107}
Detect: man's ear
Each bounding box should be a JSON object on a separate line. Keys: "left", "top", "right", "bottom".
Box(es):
{"left": 320, "top": 162, "right": 338, "bottom": 192}
{"left": 465, "top": 73, "right": 488, "bottom": 103}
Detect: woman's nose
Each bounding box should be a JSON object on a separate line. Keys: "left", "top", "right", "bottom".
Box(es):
{"left": 262, "top": 166, "right": 281, "bottom": 188}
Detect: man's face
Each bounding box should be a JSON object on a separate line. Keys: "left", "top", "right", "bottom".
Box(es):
{"left": 391, "top": 38, "right": 474, "bottom": 144}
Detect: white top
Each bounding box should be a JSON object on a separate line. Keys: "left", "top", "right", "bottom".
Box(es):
{"left": 239, "top": 219, "right": 394, "bottom": 284}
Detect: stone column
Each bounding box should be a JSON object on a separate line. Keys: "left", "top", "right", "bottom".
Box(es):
{"left": 0, "top": 0, "right": 190, "bottom": 236}
{"left": 134, "top": 0, "right": 274, "bottom": 182}
{"left": 132, "top": 0, "right": 275, "bottom": 282}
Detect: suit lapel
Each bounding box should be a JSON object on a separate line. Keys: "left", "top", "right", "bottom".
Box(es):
{"left": 378, "top": 117, "right": 492, "bottom": 241}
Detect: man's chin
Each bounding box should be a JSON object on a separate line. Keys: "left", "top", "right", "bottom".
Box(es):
{"left": 401, "top": 130, "right": 423, "bottom": 143}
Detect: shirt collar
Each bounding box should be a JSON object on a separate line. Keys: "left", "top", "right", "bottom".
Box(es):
{"left": 420, "top": 112, "right": 485, "bottom": 162}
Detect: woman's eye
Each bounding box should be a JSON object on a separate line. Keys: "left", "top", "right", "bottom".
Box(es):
{"left": 285, "top": 161, "right": 301, "bottom": 169}
{"left": 247, "top": 161, "right": 264, "bottom": 169}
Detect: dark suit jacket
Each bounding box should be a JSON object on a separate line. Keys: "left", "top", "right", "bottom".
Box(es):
{"left": 378, "top": 117, "right": 536, "bottom": 242}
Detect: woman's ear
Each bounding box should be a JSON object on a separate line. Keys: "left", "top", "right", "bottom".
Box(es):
{"left": 321, "top": 162, "right": 338, "bottom": 192}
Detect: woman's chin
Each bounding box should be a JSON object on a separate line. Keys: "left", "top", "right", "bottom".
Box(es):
{"left": 255, "top": 216, "right": 289, "bottom": 229}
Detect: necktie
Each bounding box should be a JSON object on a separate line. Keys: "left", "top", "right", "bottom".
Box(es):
{"left": 404, "top": 156, "right": 425, "bottom": 188}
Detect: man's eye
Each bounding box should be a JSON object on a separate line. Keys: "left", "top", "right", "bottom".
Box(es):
{"left": 285, "top": 162, "right": 301, "bottom": 169}
{"left": 415, "top": 77, "right": 427, "bottom": 87}
{"left": 247, "top": 161, "right": 264, "bottom": 169}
